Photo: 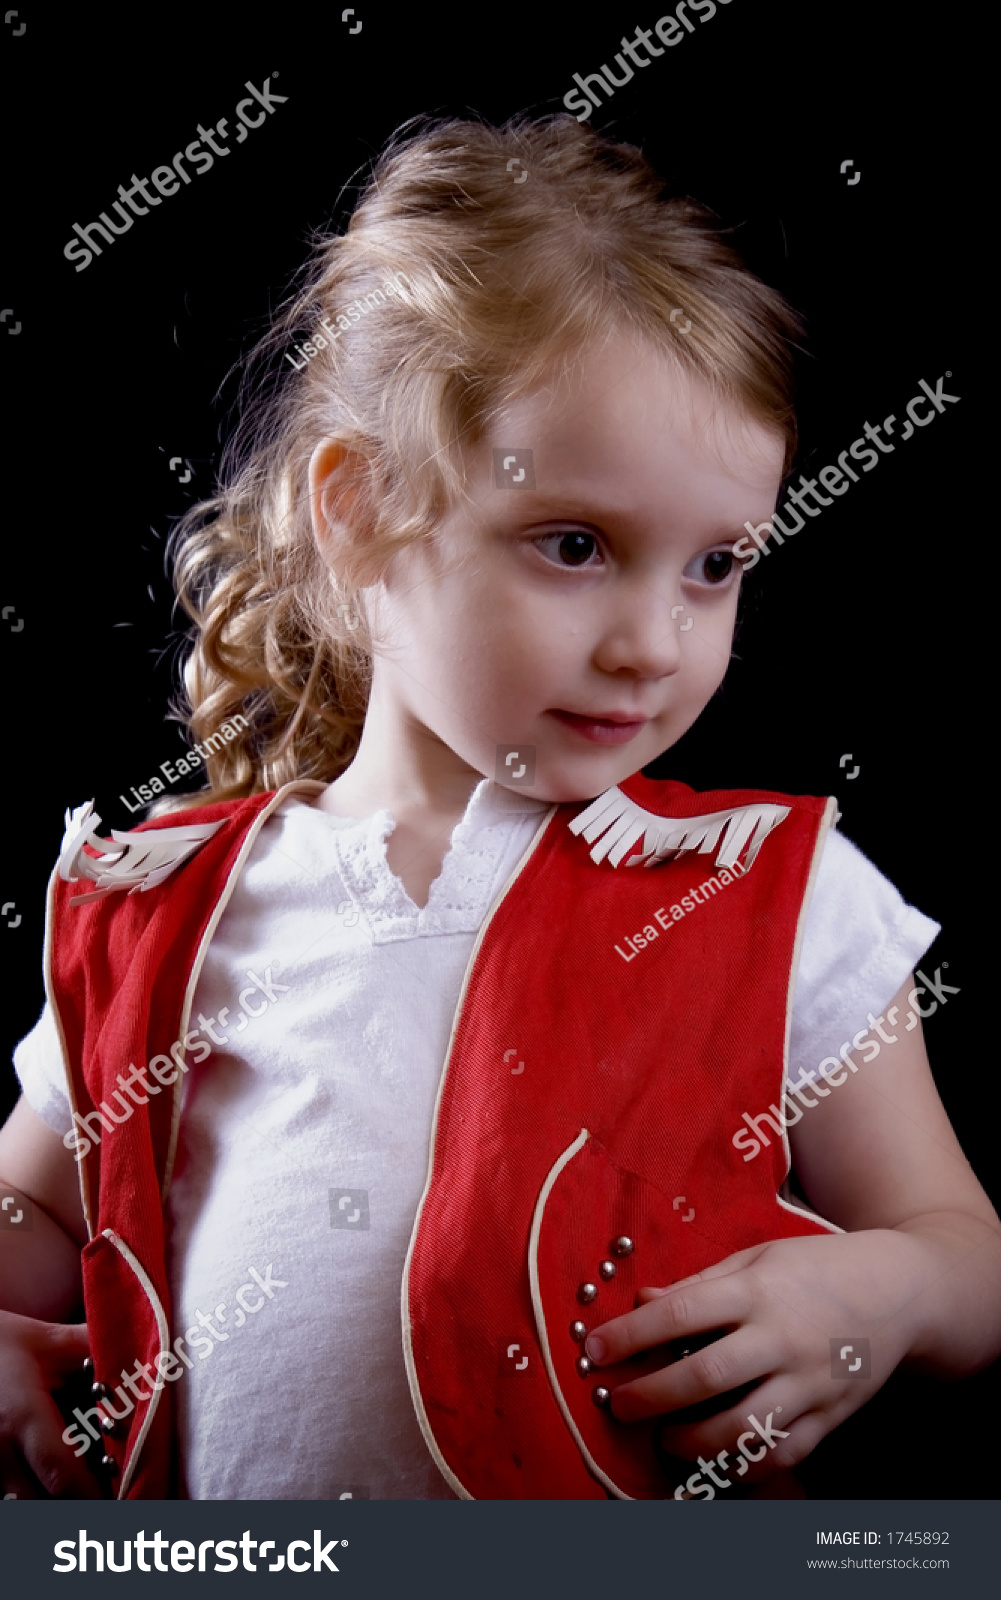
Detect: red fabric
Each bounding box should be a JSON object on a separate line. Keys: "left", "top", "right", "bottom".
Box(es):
{"left": 405, "top": 775, "right": 834, "bottom": 1498}
{"left": 46, "top": 776, "right": 833, "bottom": 1499}
{"left": 50, "top": 794, "right": 276, "bottom": 1495}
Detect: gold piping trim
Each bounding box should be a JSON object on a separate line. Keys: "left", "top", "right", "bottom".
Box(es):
{"left": 775, "top": 1192, "right": 844, "bottom": 1236}
{"left": 527, "top": 1128, "right": 635, "bottom": 1500}
{"left": 42, "top": 866, "right": 93, "bottom": 1240}
{"left": 102, "top": 1229, "right": 171, "bottom": 1499}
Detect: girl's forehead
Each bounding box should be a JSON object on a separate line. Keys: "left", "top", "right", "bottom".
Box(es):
{"left": 479, "top": 334, "right": 785, "bottom": 496}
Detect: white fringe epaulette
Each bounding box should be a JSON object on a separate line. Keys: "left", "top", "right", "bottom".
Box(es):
{"left": 58, "top": 801, "right": 226, "bottom": 907}
{"left": 568, "top": 786, "right": 790, "bottom": 871}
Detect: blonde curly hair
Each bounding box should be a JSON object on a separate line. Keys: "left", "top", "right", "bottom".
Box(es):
{"left": 162, "top": 112, "right": 804, "bottom": 809}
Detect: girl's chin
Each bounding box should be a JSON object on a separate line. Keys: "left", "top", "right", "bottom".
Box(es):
{"left": 507, "top": 751, "right": 665, "bottom": 806}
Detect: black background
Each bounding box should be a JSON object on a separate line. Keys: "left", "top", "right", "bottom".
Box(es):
{"left": 0, "top": 1, "right": 991, "bottom": 1501}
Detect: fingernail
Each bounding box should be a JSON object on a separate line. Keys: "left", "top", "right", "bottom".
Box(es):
{"left": 585, "top": 1334, "right": 606, "bottom": 1362}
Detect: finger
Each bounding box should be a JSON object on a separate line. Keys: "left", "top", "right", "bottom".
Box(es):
{"left": 670, "top": 1406, "right": 830, "bottom": 1494}
{"left": 637, "top": 1245, "right": 770, "bottom": 1301}
{"left": 586, "top": 1274, "right": 752, "bottom": 1366}
{"left": 18, "top": 1396, "right": 108, "bottom": 1500}
{"left": 0, "top": 1443, "right": 49, "bottom": 1501}
{"left": 660, "top": 1379, "right": 811, "bottom": 1465}
{"left": 608, "top": 1326, "right": 779, "bottom": 1423}
{"left": 661, "top": 1372, "right": 820, "bottom": 1469}
{"left": 34, "top": 1321, "right": 91, "bottom": 1385}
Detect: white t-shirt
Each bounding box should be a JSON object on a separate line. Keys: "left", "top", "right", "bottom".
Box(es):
{"left": 13, "top": 779, "right": 940, "bottom": 1500}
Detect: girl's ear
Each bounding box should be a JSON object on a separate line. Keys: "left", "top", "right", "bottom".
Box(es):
{"left": 308, "top": 437, "right": 371, "bottom": 571}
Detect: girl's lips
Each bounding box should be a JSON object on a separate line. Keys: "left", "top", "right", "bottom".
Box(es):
{"left": 548, "top": 709, "right": 649, "bottom": 746}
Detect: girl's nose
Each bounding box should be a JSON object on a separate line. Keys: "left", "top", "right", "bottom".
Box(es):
{"left": 591, "top": 590, "right": 685, "bottom": 679}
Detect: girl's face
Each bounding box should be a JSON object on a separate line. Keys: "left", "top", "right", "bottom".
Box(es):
{"left": 361, "top": 329, "right": 786, "bottom": 803}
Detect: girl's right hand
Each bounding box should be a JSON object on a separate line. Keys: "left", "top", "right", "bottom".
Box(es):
{"left": 0, "top": 1311, "right": 108, "bottom": 1498}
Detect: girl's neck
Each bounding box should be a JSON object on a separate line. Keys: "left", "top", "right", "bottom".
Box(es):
{"left": 318, "top": 681, "right": 483, "bottom": 826}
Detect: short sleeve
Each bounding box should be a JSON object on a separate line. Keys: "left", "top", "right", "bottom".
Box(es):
{"left": 787, "top": 828, "right": 940, "bottom": 1089}
{"left": 11, "top": 1001, "right": 74, "bottom": 1137}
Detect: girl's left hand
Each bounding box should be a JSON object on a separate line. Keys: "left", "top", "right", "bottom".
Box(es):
{"left": 583, "top": 1229, "right": 930, "bottom": 1480}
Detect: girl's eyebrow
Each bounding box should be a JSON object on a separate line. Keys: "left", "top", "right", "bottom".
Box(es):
{"left": 504, "top": 494, "right": 747, "bottom": 543}
{"left": 507, "top": 493, "right": 627, "bottom": 519}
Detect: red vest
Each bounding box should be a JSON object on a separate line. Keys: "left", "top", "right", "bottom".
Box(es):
{"left": 46, "top": 773, "right": 839, "bottom": 1500}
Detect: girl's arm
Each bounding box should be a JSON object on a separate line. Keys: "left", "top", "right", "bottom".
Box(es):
{"left": 0, "top": 1095, "right": 87, "bottom": 1319}
{"left": 786, "top": 972, "right": 1001, "bottom": 1376}
{"left": 0, "top": 1097, "right": 102, "bottom": 1497}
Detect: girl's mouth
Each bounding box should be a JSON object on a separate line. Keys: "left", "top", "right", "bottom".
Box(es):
{"left": 547, "top": 709, "right": 649, "bottom": 746}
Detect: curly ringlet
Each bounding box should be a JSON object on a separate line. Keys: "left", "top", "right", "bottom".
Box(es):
{"left": 160, "top": 112, "right": 804, "bottom": 811}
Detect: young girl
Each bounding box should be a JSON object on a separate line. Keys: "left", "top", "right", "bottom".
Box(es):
{"left": 1, "top": 114, "right": 998, "bottom": 1504}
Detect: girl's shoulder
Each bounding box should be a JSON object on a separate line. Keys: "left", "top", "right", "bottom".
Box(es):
{"left": 572, "top": 772, "right": 832, "bottom": 872}
{"left": 55, "top": 782, "right": 327, "bottom": 907}
{"left": 616, "top": 770, "right": 830, "bottom": 817}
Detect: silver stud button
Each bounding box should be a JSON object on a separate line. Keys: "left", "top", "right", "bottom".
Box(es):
{"left": 577, "top": 1282, "right": 598, "bottom": 1304}
{"left": 570, "top": 1320, "right": 588, "bottom": 1342}
{"left": 598, "top": 1260, "right": 616, "bottom": 1280}
{"left": 99, "top": 1414, "right": 117, "bottom": 1435}
{"left": 611, "top": 1236, "right": 634, "bottom": 1256}
{"left": 576, "top": 1355, "right": 592, "bottom": 1376}
{"left": 592, "top": 1386, "right": 611, "bottom": 1407}
{"left": 101, "top": 1454, "right": 118, "bottom": 1473}
{"left": 91, "top": 1382, "right": 107, "bottom": 1399}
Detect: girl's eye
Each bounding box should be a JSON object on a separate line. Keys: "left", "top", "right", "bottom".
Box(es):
{"left": 533, "top": 529, "right": 602, "bottom": 569}
{"left": 685, "top": 548, "right": 737, "bottom": 587}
